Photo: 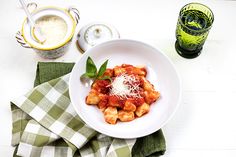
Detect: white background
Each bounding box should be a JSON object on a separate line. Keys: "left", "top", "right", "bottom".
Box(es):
{"left": 1, "top": 0, "right": 236, "bottom": 156}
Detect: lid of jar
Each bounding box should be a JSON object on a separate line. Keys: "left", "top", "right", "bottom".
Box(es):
{"left": 77, "top": 22, "right": 120, "bottom": 52}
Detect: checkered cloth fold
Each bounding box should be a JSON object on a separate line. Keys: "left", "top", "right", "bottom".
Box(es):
{"left": 11, "top": 62, "right": 166, "bottom": 157}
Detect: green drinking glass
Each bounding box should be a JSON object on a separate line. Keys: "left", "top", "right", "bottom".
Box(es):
{"left": 175, "top": 3, "right": 214, "bottom": 58}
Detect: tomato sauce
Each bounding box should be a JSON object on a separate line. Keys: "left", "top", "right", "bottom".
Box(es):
{"left": 108, "top": 95, "right": 125, "bottom": 108}
{"left": 93, "top": 80, "right": 111, "bottom": 94}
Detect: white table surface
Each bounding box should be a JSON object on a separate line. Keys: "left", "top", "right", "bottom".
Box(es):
{"left": 1, "top": 0, "right": 236, "bottom": 156}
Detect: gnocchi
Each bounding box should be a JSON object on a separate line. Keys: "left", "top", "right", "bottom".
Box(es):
{"left": 85, "top": 64, "right": 160, "bottom": 124}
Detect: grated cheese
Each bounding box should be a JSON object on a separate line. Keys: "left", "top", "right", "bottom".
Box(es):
{"left": 36, "top": 15, "right": 68, "bottom": 46}
{"left": 110, "top": 74, "right": 141, "bottom": 99}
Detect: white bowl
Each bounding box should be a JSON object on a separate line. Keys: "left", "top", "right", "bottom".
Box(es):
{"left": 69, "top": 39, "right": 181, "bottom": 138}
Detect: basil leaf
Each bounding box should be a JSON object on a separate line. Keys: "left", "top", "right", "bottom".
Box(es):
{"left": 80, "top": 72, "right": 96, "bottom": 79}
{"left": 80, "top": 73, "right": 89, "bottom": 79}
{"left": 97, "top": 60, "right": 108, "bottom": 77}
{"left": 86, "top": 56, "right": 97, "bottom": 74}
{"left": 98, "top": 76, "right": 112, "bottom": 82}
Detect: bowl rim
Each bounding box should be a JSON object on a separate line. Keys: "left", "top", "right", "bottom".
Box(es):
{"left": 69, "top": 39, "right": 182, "bottom": 138}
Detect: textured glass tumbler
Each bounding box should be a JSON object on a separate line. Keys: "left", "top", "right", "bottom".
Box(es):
{"left": 175, "top": 3, "right": 214, "bottom": 58}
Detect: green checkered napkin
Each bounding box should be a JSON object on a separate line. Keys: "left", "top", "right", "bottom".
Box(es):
{"left": 11, "top": 62, "right": 166, "bottom": 157}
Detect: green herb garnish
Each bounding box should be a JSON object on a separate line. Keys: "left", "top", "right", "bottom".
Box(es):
{"left": 81, "top": 56, "right": 111, "bottom": 81}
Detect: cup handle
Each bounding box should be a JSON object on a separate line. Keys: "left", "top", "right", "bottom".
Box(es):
{"left": 26, "top": 2, "right": 37, "bottom": 13}
{"left": 15, "top": 31, "right": 31, "bottom": 48}
{"left": 68, "top": 7, "right": 80, "bottom": 25}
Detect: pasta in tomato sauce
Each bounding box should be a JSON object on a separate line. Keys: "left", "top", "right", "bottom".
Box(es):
{"left": 85, "top": 64, "right": 160, "bottom": 124}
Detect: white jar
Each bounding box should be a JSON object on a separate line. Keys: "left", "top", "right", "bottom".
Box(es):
{"left": 16, "top": 5, "right": 80, "bottom": 59}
